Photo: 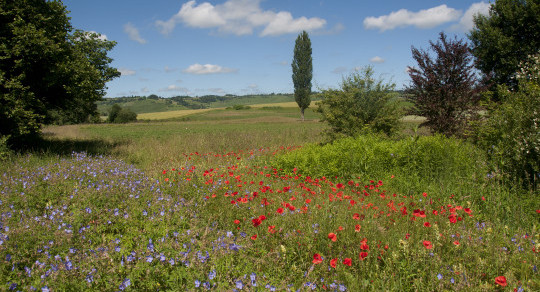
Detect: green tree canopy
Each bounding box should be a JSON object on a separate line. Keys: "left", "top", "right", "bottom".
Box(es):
{"left": 317, "top": 66, "right": 402, "bottom": 141}
{"left": 406, "top": 32, "right": 484, "bottom": 137}
{"left": 0, "top": 0, "right": 119, "bottom": 145}
{"left": 468, "top": 0, "right": 540, "bottom": 89}
{"left": 292, "top": 30, "right": 312, "bottom": 121}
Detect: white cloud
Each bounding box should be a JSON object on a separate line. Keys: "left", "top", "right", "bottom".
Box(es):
{"left": 208, "top": 88, "right": 226, "bottom": 94}
{"left": 124, "top": 22, "right": 147, "bottom": 44}
{"left": 159, "top": 85, "right": 189, "bottom": 92}
{"left": 363, "top": 5, "right": 462, "bottom": 31}
{"left": 370, "top": 56, "right": 385, "bottom": 63}
{"left": 87, "top": 31, "right": 108, "bottom": 41}
{"left": 451, "top": 2, "right": 491, "bottom": 32}
{"left": 119, "top": 68, "right": 136, "bottom": 76}
{"left": 156, "top": 0, "right": 326, "bottom": 36}
{"left": 141, "top": 87, "right": 149, "bottom": 93}
{"left": 183, "top": 63, "right": 238, "bottom": 74}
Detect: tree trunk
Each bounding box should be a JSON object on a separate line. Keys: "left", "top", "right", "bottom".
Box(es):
{"left": 300, "top": 108, "right": 305, "bottom": 121}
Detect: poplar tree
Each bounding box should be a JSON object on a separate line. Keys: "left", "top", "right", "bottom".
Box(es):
{"left": 292, "top": 31, "right": 312, "bottom": 121}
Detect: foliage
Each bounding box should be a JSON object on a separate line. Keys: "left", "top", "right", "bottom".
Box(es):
{"left": 273, "top": 134, "right": 485, "bottom": 194}
{"left": 474, "top": 53, "right": 540, "bottom": 189}
{"left": 108, "top": 104, "right": 137, "bottom": 123}
{"left": 292, "top": 31, "right": 313, "bottom": 121}
{"left": 469, "top": 0, "right": 540, "bottom": 89}
{"left": 317, "top": 66, "right": 402, "bottom": 140}
{"left": 0, "top": 0, "right": 119, "bottom": 145}
{"left": 406, "top": 32, "right": 484, "bottom": 137}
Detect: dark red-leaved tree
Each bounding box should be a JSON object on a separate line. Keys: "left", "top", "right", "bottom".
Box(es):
{"left": 406, "top": 32, "right": 485, "bottom": 136}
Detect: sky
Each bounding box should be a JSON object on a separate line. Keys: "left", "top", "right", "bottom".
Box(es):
{"left": 62, "top": 0, "right": 492, "bottom": 97}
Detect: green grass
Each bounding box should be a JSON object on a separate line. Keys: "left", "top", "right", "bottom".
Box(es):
{"left": 1, "top": 106, "right": 537, "bottom": 291}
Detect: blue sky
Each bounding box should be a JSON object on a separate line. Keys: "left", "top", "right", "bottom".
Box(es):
{"left": 62, "top": 0, "right": 491, "bottom": 97}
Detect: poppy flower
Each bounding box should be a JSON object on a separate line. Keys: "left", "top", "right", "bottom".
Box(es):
{"left": 328, "top": 233, "right": 337, "bottom": 242}
{"left": 234, "top": 219, "right": 240, "bottom": 224}
{"left": 359, "top": 252, "right": 368, "bottom": 260}
{"left": 343, "top": 258, "right": 352, "bottom": 266}
{"left": 259, "top": 215, "right": 266, "bottom": 221}
{"left": 268, "top": 225, "right": 276, "bottom": 234}
{"left": 313, "top": 253, "right": 323, "bottom": 264}
{"left": 276, "top": 208, "right": 284, "bottom": 214}
{"left": 424, "top": 222, "right": 431, "bottom": 227}
{"left": 355, "top": 224, "right": 361, "bottom": 232}
{"left": 494, "top": 276, "right": 507, "bottom": 287}
{"left": 448, "top": 215, "right": 457, "bottom": 224}
{"left": 330, "top": 258, "right": 337, "bottom": 268}
{"left": 251, "top": 234, "right": 257, "bottom": 240}
{"left": 423, "top": 240, "right": 433, "bottom": 249}
{"left": 353, "top": 213, "right": 360, "bottom": 220}
{"left": 252, "top": 218, "right": 262, "bottom": 227}
{"left": 453, "top": 240, "right": 460, "bottom": 246}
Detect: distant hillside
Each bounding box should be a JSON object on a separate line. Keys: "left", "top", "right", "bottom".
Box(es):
{"left": 97, "top": 93, "right": 306, "bottom": 116}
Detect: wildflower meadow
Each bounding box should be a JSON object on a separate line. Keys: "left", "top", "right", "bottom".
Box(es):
{"left": 0, "top": 115, "right": 538, "bottom": 291}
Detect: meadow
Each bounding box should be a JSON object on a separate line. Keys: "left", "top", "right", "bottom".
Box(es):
{"left": 0, "top": 106, "right": 538, "bottom": 291}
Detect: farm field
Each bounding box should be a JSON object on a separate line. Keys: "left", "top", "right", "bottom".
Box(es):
{"left": 1, "top": 107, "right": 538, "bottom": 291}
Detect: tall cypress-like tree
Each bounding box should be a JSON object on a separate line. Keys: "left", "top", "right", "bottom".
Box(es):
{"left": 292, "top": 31, "right": 312, "bottom": 121}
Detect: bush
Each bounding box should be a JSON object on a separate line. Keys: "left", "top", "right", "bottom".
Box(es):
{"left": 114, "top": 108, "right": 137, "bottom": 123}
{"left": 273, "top": 134, "right": 485, "bottom": 193}
{"left": 316, "top": 66, "right": 402, "bottom": 141}
{"left": 107, "top": 104, "right": 137, "bottom": 123}
{"left": 474, "top": 53, "right": 540, "bottom": 188}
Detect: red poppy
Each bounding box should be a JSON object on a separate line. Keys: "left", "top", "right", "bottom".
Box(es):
{"left": 494, "top": 276, "right": 507, "bottom": 287}
{"left": 448, "top": 214, "right": 457, "bottom": 224}
{"left": 359, "top": 252, "right": 368, "bottom": 260}
{"left": 259, "top": 215, "right": 266, "bottom": 221}
{"left": 276, "top": 207, "right": 284, "bottom": 214}
{"left": 353, "top": 213, "right": 360, "bottom": 220}
{"left": 423, "top": 240, "right": 433, "bottom": 249}
{"left": 413, "top": 209, "right": 426, "bottom": 218}
{"left": 234, "top": 219, "right": 240, "bottom": 224}
{"left": 313, "top": 253, "right": 323, "bottom": 264}
{"left": 343, "top": 258, "right": 352, "bottom": 266}
{"left": 453, "top": 240, "right": 460, "bottom": 246}
{"left": 268, "top": 225, "right": 276, "bottom": 234}
{"left": 330, "top": 258, "right": 337, "bottom": 268}
{"left": 424, "top": 222, "right": 431, "bottom": 227}
{"left": 355, "top": 224, "right": 361, "bottom": 232}
{"left": 251, "top": 234, "right": 257, "bottom": 240}
{"left": 328, "top": 232, "right": 337, "bottom": 242}
{"left": 252, "top": 218, "right": 262, "bottom": 227}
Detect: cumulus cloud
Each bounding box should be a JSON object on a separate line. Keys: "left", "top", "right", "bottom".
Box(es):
{"left": 363, "top": 5, "right": 462, "bottom": 31}
{"left": 183, "top": 63, "right": 238, "bottom": 74}
{"left": 370, "top": 56, "right": 385, "bottom": 63}
{"left": 156, "top": 0, "right": 326, "bottom": 36}
{"left": 450, "top": 2, "right": 491, "bottom": 32}
{"left": 118, "top": 68, "right": 136, "bottom": 76}
{"left": 124, "top": 22, "right": 147, "bottom": 44}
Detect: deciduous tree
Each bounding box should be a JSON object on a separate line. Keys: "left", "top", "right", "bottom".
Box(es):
{"left": 406, "top": 32, "right": 484, "bottom": 136}
{"left": 469, "top": 0, "right": 540, "bottom": 89}
{"left": 0, "top": 0, "right": 119, "bottom": 145}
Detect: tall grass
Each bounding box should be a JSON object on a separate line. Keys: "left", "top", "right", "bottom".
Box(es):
{"left": 0, "top": 108, "right": 537, "bottom": 291}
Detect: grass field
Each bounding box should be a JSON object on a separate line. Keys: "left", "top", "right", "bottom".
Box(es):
{"left": 1, "top": 106, "right": 537, "bottom": 291}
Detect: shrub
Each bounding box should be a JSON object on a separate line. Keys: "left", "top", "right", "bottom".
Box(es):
{"left": 316, "top": 66, "right": 402, "bottom": 140}
{"left": 474, "top": 53, "right": 540, "bottom": 188}
{"left": 273, "top": 134, "right": 485, "bottom": 193}
{"left": 114, "top": 108, "right": 137, "bottom": 123}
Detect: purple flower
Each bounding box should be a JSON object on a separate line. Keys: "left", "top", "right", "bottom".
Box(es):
{"left": 235, "top": 280, "right": 243, "bottom": 290}
{"left": 195, "top": 279, "right": 201, "bottom": 288}
{"left": 208, "top": 270, "right": 216, "bottom": 280}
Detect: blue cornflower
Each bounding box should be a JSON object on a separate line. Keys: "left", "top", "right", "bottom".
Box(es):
{"left": 203, "top": 282, "right": 210, "bottom": 289}
{"left": 250, "top": 272, "right": 257, "bottom": 286}
{"left": 195, "top": 279, "right": 201, "bottom": 288}
{"left": 41, "top": 286, "right": 49, "bottom": 292}
{"left": 339, "top": 284, "right": 347, "bottom": 291}
{"left": 25, "top": 266, "right": 31, "bottom": 277}
{"left": 119, "top": 278, "right": 131, "bottom": 290}
{"left": 437, "top": 273, "right": 443, "bottom": 280}
{"left": 450, "top": 277, "right": 455, "bottom": 284}
{"left": 146, "top": 255, "right": 153, "bottom": 263}
{"left": 86, "top": 273, "right": 94, "bottom": 283}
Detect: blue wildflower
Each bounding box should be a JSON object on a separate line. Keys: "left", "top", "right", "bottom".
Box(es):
{"left": 208, "top": 270, "right": 216, "bottom": 280}
{"left": 437, "top": 273, "right": 443, "bottom": 280}
{"left": 195, "top": 279, "right": 201, "bottom": 288}
{"left": 235, "top": 280, "right": 243, "bottom": 289}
